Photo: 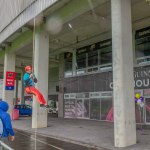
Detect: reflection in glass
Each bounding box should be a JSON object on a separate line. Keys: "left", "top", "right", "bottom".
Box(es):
{"left": 65, "top": 57, "right": 72, "bottom": 76}
{"left": 84, "top": 99, "right": 89, "bottom": 118}
{"left": 76, "top": 99, "right": 89, "bottom": 118}
{"left": 145, "top": 98, "right": 150, "bottom": 122}
{"left": 101, "top": 98, "right": 112, "bottom": 121}
{"left": 90, "top": 99, "right": 100, "bottom": 120}
{"left": 88, "top": 51, "right": 98, "bottom": 67}
{"left": 76, "top": 53, "right": 86, "bottom": 69}
{"left": 64, "top": 99, "right": 76, "bottom": 118}
{"left": 100, "top": 48, "right": 112, "bottom": 65}
{"left": 136, "top": 37, "right": 150, "bottom": 58}
{"left": 76, "top": 99, "right": 83, "bottom": 117}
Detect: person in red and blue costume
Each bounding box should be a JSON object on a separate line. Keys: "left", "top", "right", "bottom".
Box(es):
{"left": 0, "top": 101, "right": 15, "bottom": 141}
{"left": 23, "top": 66, "right": 49, "bottom": 108}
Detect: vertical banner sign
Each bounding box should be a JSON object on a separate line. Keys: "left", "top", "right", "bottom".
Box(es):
{"left": 5, "top": 71, "right": 15, "bottom": 90}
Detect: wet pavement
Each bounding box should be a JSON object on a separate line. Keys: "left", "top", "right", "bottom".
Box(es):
{"left": 3, "top": 130, "right": 107, "bottom": 150}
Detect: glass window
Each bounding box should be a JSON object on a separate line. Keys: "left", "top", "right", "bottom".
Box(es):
{"left": 145, "top": 98, "right": 150, "bottom": 123}
{"left": 88, "top": 50, "right": 98, "bottom": 67}
{"left": 64, "top": 52, "right": 73, "bottom": 77}
{"left": 135, "top": 104, "right": 144, "bottom": 123}
{"left": 76, "top": 53, "right": 86, "bottom": 69}
{"left": 100, "top": 47, "right": 112, "bottom": 65}
{"left": 135, "top": 27, "right": 150, "bottom": 60}
{"left": 136, "top": 38, "right": 150, "bottom": 58}
{"left": 136, "top": 43, "right": 150, "bottom": 58}
{"left": 76, "top": 99, "right": 89, "bottom": 118}
{"left": 90, "top": 99, "right": 100, "bottom": 120}
{"left": 101, "top": 98, "right": 113, "bottom": 121}
{"left": 64, "top": 99, "right": 70, "bottom": 118}
{"left": 83, "top": 99, "right": 89, "bottom": 118}
{"left": 64, "top": 99, "right": 76, "bottom": 118}
{"left": 76, "top": 99, "right": 83, "bottom": 118}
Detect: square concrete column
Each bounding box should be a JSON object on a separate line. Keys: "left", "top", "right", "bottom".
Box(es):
{"left": 3, "top": 51, "right": 15, "bottom": 116}
{"left": 72, "top": 50, "right": 76, "bottom": 76}
{"left": 21, "top": 69, "right": 25, "bottom": 104}
{"left": 58, "top": 54, "right": 64, "bottom": 118}
{"left": 32, "top": 30, "right": 49, "bottom": 128}
{"left": 111, "top": 0, "right": 136, "bottom": 147}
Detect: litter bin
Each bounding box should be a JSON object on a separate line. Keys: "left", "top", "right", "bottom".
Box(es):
{"left": 12, "top": 109, "right": 19, "bottom": 120}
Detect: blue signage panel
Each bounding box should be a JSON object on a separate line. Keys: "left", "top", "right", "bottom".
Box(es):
{"left": 5, "top": 86, "right": 14, "bottom": 90}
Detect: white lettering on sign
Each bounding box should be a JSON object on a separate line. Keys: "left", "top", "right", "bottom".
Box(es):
{"left": 134, "top": 70, "right": 150, "bottom": 78}
{"left": 110, "top": 79, "right": 150, "bottom": 89}
{"left": 135, "top": 80, "right": 143, "bottom": 87}
{"left": 110, "top": 82, "right": 113, "bottom": 89}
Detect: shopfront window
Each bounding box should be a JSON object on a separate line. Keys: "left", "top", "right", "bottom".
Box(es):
{"left": 90, "top": 99, "right": 100, "bottom": 120}
{"left": 64, "top": 52, "right": 73, "bottom": 77}
{"left": 76, "top": 99, "right": 89, "bottom": 118}
{"left": 76, "top": 53, "right": 86, "bottom": 69}
{"left": 136, "top": 37, "right": 150, "bottom": 57}
{"left": 100, "top": 48, "right": 112, "bottom": 65}
{"left": 72, "top": 39, "right": 112, "bottom": 76}
{"left": 88, "top": 50, "right": 98, "bottom": 67}
{"left": 135, "top": 26, "right": 150, "bottom": 65}
{"left": 64, "top": 99, "right": 76, "bottom": 118}
{"left": 145, "top": 98, "right": 150, "bottom": 123}
{"left": 101, "top": 97, "right": 113, "bottom": 121}
{"left": 76, "top": 48, "right": 87, "bottom": 74}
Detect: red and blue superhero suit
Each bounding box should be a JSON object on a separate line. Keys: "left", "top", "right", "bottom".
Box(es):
{"left": 23, "top": 66, "right": 47, "bottom": 107}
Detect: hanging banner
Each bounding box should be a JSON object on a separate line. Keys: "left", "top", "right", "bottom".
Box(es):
{"left": 5, "top": 71, "right": 15, "bottom": 90}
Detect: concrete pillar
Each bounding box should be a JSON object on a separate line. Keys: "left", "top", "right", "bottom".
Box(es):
{"left": 3, "top": 51, "right": 15, "bottom": 116}
{"left": 32, "top": 30, "right": 49, "bottom": 128}
{"left": 111, "top": 0, "right": 136, "bottom": 147}
{"left": 14, "top": 79, "right": 18, "bottom": 104}
{"left": 21, "top": 69, "right": 25, "bottom": 104}
{"left": 72, "top": 50, "right": 76, "bottom": 76}
{"left": 58, "top": 54, "right": 64, "bottom": 118}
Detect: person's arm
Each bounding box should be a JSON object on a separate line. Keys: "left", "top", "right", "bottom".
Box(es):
{"left": 5, "top": 115, "right": 15, "bottom": 140}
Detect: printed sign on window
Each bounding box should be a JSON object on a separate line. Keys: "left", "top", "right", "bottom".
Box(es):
{"left": 5, "top": 71, "right": 15, "bottom": 90}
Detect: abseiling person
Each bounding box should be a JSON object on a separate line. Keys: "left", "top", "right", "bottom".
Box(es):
{"left": 23, "top": 66, "right": 49, "bottom": 108}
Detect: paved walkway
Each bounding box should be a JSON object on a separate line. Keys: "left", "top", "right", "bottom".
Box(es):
{"left": 12, "top": 117, "right": 150, "bottom": 150}
{"left": 3, "top": 129, "right": 105, "bottom": 150}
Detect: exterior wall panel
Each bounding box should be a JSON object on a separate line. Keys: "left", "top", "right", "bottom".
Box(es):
{"left": 0, "top": 0, "right": 58, "bottom": 44}
{"left": 0, "top": 0, "right": 36, "bottom": 32}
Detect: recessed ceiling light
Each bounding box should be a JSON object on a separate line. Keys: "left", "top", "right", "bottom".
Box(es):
{"left": 68, "top": 23, "right": 73, "bottom": 28}
{"left": 101, "top": 16, "right": 105, "bottom": 20}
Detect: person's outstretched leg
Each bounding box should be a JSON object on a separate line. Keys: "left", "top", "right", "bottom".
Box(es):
{"left": 25, "top": 86, "right": 47, "bottom": 106}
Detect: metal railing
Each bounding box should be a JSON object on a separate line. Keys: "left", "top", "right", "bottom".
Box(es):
{"left": 0, "top": 141, "right": 14, "bottom": 150}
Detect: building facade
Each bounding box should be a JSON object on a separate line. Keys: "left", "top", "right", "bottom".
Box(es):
{"left": 0, "top": 0, "right": 150, "bottom": 147}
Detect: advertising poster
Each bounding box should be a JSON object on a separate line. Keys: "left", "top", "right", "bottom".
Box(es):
{"left": 64, "top": 99, "right": 76, "bottom": 118}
